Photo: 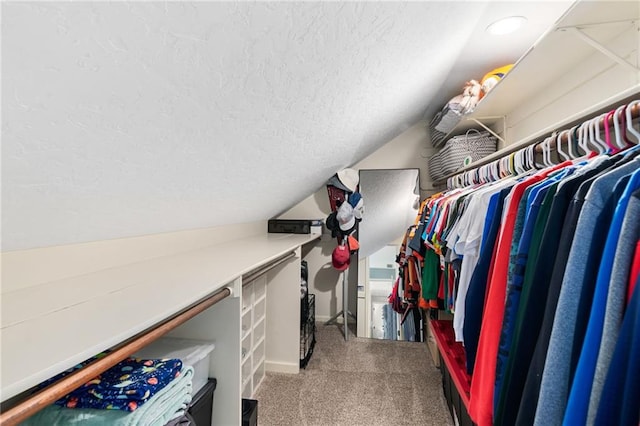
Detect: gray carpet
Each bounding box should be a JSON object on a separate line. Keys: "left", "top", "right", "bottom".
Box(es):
{"left": 254, "top": 322, "right": 454, "bottom": 426}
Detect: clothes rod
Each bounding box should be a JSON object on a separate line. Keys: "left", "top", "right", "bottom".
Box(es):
{"left": 242, "top": 251, "right": 296, "bottom": 285}
{"left": 0, "top": 286, "right": 232, "bottom": 426}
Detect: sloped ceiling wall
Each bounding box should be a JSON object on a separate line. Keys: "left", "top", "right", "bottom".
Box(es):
{"left": 2, "top": 1, "right": 571, "bottom": 251}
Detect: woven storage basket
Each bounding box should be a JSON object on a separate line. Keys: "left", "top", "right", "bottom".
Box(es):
{"left": 428, "top": 129, "right": 497, "bottom": 182}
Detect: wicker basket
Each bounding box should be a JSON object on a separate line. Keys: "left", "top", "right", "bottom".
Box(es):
{"left": 428, "top": 129, "right": 497, "bottom": 182}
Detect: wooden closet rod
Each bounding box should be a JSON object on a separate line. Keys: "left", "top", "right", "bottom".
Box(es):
{"left": 242, "top": 251, "right": 296, "bottom": 286}
{"left": 0, "top": 286, "right": 232, "bottom": 426}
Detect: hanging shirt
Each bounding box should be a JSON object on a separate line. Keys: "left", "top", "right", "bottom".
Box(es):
{"left": 469, "top": 161, "right": 569, "bottom": 426}
{"left": 496, "top": 156, "right": 614, "bottom": 426}
{"left": 516, "top": 154, "right": 632, "bottom": 426}
{"left": 629, "top": 241, "right": 640, "bottom": 305}
{"left": 463, "top": 186, "right": 511, "bottom": 375}
{"left": 594, "top": 276, "right": 640, "bottom": 426}
{"left": 452, "top": 180, "right": 513, "bottom": 342}
{"left": 585, "top": 183, "right": 640, "bottom": 424}
{"left": 494, "top": 183, "right": 559, "bottom": 426}
{"left": 534, "top": 157, "right": 640, "bottom": 426}
{"left": 493, "top": 174, "right": 564, "bottom": 415}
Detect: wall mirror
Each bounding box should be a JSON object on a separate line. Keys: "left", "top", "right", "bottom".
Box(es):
{"left": 356, "top": 169, "right": 420, "bottom": 340}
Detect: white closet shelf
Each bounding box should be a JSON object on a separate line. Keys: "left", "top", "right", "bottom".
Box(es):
{"left": 434, "top": 0, "right": 639, "bottom": 151}
{"left": 242, "top": 327, "right": 251, "bottom": 341}
{"left": 255, "top": 315, "right": 267, "bottom": 327}
{"left": 0, "top": 232, "right": 319, "bottom": 402}
{"left": 252, "top": 357, "right": 266, "bottom": 375}
{"left": 242, "top": 352, "right": 251, "bottom": 365}
{"left": 254, "top": 335, "right": 266, "bottom": 349}
{"left": 242, "top": 375, "right": 251, "bottom": 389}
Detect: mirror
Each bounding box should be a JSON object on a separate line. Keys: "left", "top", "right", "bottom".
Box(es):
{"left": 358, "top": 169, "right": 420, "bottom": 259}
{"left": 356, "top": 169, "right": 420, "bottom": 340}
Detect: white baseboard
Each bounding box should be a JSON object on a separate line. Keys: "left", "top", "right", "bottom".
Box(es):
{"left": 265, "top": 361, "right": 299, "bottom": 374}
{"left": 315, "top": 315, "right": 333, "bottom": 323}
{"left": 316, "top": 314, "right": 357, "bottom": 324}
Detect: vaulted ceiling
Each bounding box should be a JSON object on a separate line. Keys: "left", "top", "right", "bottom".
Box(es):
{"left": 2, "top": 1, "right": 573, "bottom": 250}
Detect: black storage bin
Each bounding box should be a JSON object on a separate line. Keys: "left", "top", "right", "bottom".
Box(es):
{"left": 300, "top": 293, "right": 316, "bottom": 368}
{"left": 188, "top": 378, "right": 217, "bottom": 425}
{"left": 242, "top": 398, "right": 258, "bottom": 426}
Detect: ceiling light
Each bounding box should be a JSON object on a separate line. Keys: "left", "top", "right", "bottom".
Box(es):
{"left": 486, "top": 16, "right": 527, "bottom": 35}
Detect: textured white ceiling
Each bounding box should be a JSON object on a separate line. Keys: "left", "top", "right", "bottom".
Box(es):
{"left": 2, "top": 1, "right": 572, "bottom": 250}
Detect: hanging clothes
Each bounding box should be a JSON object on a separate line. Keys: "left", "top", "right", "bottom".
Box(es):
{"left": 422, "top": 101, "right": 640, "bottom": 426}
{"left": 535, "top": 156, "right": 640, "bottom": 426}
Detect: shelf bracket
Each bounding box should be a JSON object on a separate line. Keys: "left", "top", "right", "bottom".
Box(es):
{"left": 467, "top": 116, "right": 506, "bottom": 145}
{"left": 560, "top": 25, "right": 640, "bottom": 75}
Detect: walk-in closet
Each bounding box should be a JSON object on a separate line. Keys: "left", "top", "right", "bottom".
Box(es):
{"left": 2, "top": 0, "right": 639, "bottom": 425}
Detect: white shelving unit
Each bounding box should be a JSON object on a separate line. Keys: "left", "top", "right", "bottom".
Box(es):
{"left": 1, "top": 232, "right": 320, "bottom": 425}
{"left": 241, "top": 274, "right": 268, "bottom": 398}
{"left": 431, "top": 0, "right": 640, "bottom": 185}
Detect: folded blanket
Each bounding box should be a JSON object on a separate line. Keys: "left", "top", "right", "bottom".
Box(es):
{"left": 21, "top": 367, "right": 194, "bottom": 426}
{"left": 56, "top": 358, "right": 183, "bottom": 412}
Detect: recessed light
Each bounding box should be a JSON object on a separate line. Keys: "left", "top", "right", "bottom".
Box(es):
{"left": 486, "top": 16, "right": 527, "bottom": 35}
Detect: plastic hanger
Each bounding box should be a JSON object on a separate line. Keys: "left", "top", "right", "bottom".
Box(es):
{"left": 626, "top": 100, "right": 640, "bottom": 143}
{"left": 539, "top": 137, "right": 551, "bottom": 167}
{"left": 567, "top": 126, "right": 579, "bottom": 159}
{"left": 556, "top": 130, "right": 570, "bottom": 161}
{"left": 588, "top": 115, "right": 606, "bottom": 155}
{"left": 503, "top": 156, "right": 511, "bottom": 177}
{"left": 613, "top": 105, "right": 630, "bottom": 150}
{"left": 596, "top": 113, "right": 609, "bottom": 153}
{"left": 604, "top": 110, "right": 617, "bottom": 153}
{"left": 578, "top": 121, "right": 591, "bottom": 156}
{"left": 517, "top": 149, "right": 526, "bottom": 174}
{"left": 520, "top": 147, "right": 527, "bottom": 171}
{"left": 545, "top": 136, "right": 553, "bottom": 167}
{"left": 513, "top": 151, "right": 521, "bottom": 175}
{"left": 508, "top": 153, "right": 516, "bottom": 176}
{"left": 527, "top": 145, "right": 538, "bottom": 170}
{"left": 480, "top": 164, "right": 488, "bottom": 184}
{"left": 520, "top": 149, "right": 527, "bottom": 173}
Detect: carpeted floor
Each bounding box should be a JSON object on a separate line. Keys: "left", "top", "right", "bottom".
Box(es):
{"left": 253, "top": 322, "right": 454, "bottom": 426}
